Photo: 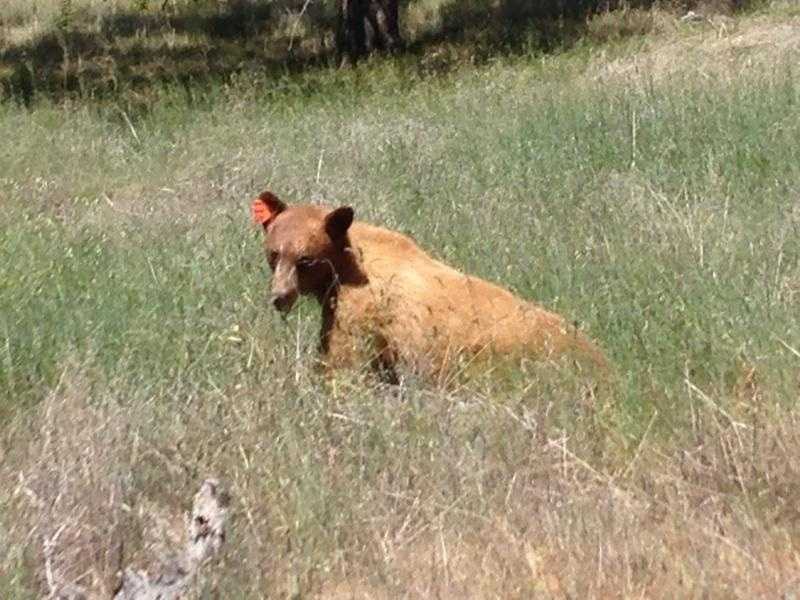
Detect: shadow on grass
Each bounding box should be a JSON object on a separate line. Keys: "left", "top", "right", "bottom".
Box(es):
{"left": 0, "top": 0, "right": 748, "bottom": 107}
{"left": 404, "top": 0, "right": 592, "bottom": 72}
{"left": 1, "top": 0, "right": 340, "bottom": 107}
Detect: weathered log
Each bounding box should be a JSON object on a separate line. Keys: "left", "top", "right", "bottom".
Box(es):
{"left": 112, "top": 479, "right": 229, "bottom": 600}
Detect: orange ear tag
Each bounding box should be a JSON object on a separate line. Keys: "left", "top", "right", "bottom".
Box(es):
{"left": 252, "top": 199, "right": 277, "bottom": 227}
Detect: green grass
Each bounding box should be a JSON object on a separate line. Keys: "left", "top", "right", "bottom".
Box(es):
{"left": 2, "top": 43, "right": 797, "bottom": 413}
{"left": 1, "top": 5, "right": 800, "bottom": 598}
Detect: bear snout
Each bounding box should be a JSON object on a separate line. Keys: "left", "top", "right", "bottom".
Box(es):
{"left": 272, "top": 291, "right": 298, "bottom": 313}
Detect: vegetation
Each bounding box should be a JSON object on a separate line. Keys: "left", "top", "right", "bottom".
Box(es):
{"left": 1, "top": 0, "right": 799, "bottom": 597}
{"left": 0, "top": 0, "right": 765, "bottom": 105}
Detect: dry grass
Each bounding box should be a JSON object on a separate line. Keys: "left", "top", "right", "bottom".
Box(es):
{"left": 590, "top": 10, "right": 800, "bottom": 86}
{"left": 3, "top": 365, "right": 800, "bottom": 597}
{"left": 2, "top": 2, "right": 800, "bottom": 597}
{"left": 0, "top": 370, "right": 192, "bottom": 597}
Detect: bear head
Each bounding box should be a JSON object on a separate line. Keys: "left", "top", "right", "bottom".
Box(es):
{"left": 251, "top": 190, "right": 356, "bottom": 313}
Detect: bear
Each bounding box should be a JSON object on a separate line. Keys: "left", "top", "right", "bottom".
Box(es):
{"left": 251, "top": 190, "right": 607, "bottom": 382}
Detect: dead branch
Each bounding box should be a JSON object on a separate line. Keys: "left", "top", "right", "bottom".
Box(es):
{"left": 112, "top": 478, "right": 229, "bottom": 600}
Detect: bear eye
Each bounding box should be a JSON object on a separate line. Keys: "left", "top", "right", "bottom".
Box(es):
{"left": 267, "top": 251, "right": 278, "bottom": 269}
{"left": 296, "top": 256, "right": 315, "bottom": 270}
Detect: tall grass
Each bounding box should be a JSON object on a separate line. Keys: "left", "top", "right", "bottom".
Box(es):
{"left": 1, "top": 5, "right": 799, "bottom": 597}
{"left": 2, "top": 33, "right": 797, "bottom": 413}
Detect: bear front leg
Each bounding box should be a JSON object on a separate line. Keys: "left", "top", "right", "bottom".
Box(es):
{"left": 319, "top": 322, "right": 360, "bottom": 370}
{"left": 319, "top": 318, "right": 397, "bottom": 383}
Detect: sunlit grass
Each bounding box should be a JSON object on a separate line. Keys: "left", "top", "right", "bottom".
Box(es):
{"left": 1, "top": 4, "right": 799, "bottom": 597}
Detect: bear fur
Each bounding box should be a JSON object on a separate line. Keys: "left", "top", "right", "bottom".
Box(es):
{"left": 252, "top": 190, "right": 607, "bottom": 381}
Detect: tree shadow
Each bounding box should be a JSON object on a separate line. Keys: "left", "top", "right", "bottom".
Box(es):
{"left": 0, "top": 0, "right": 745, "bottom": 107}
{"left": 1, "top": 0, "right": 339, "bottom": 107}
{"left": 100, "top": 0, "right": 276, "bottom": 40}
{"left": 407, "top": 0, "right": 663, "bottom": 64}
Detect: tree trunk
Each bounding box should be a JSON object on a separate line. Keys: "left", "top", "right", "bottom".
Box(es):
{"left": 338, "top": 0, "right": 402, "bottom": 64}
{"left": 366, "top": 0, "right": 401, "bottom": 52}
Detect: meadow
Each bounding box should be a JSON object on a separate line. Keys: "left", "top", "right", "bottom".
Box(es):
{"left": 1, "top": 1, "right": 800, "bottom": 597}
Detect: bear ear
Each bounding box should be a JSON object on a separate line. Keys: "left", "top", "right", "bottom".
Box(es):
{"left": 251, "top": 191, "right": 287, "bottom": 229}
{"left": 325, "top": 206, "right": 354, "bottom": 240}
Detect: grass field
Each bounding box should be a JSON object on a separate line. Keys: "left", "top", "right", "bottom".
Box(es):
{"left": 2, "top": 1, "right": 800, "bottom": 597}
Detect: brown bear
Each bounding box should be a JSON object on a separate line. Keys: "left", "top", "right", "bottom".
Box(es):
{"left": 251, "top": 190, "right": 607, "bottom": 382}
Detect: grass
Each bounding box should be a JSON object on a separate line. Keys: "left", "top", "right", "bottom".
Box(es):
{"left": 1, "top": 2, "right": 800, "bottom": 598}
{"left": 0, "top": 0, "right": 758, "bottom": 106}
